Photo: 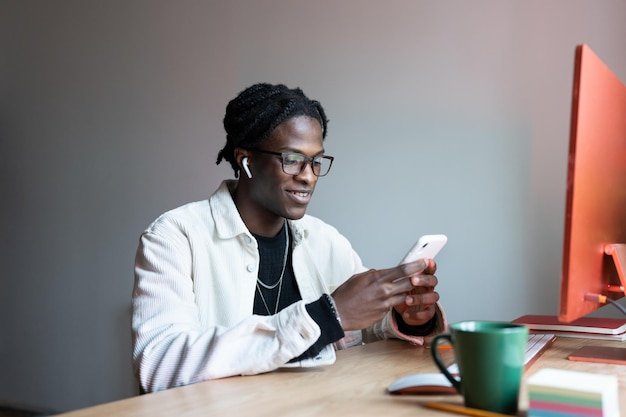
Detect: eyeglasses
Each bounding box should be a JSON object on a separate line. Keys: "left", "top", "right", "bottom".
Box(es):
{"left": 251, "top": 149, "right": 334, "bottom": 177}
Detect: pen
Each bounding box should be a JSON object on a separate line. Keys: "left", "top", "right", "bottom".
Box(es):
{"left": 424, "top": 402, "right": 514, "bottom": 417}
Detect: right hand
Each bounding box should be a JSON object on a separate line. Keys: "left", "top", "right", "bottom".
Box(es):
{"left": 330, "top": 259, "right": 431, "bottom": 331}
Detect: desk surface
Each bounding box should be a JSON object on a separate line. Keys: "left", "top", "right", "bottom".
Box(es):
{"left": 56, "top": 337, "right": 626, "bottom": 417}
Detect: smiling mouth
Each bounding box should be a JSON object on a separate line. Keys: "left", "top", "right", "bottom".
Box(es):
{"left": 290, "top": 191, "right": 310, "bottom": 197}
{"left": 287, "top": 190, "right": 312, "bottom": 203}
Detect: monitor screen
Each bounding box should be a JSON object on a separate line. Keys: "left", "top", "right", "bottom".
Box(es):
{"left": 558, "top": 44, "right": 626, "bottom": 323}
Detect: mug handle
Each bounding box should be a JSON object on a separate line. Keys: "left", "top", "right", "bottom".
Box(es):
{"left": 430, "top": 334, "right": 461, "bottom": 392}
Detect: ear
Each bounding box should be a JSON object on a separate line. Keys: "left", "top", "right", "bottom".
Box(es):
{"left": 234, "top": 148, "right": 252, "bottom": 179}
{"left": 241, "top": 157, "right": 252, "bottom": 178}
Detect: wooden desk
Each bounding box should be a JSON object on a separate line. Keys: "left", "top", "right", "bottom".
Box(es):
{"left": 56, "top": 338, "right": 626, "bottom": 417}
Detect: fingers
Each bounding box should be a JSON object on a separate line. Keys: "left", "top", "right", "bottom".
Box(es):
{"left": 410, "top": 273, "right": 438, "bottom": 287}
{"left": 405, "top": 290, "right": 440, "bottom": 307}
{"left": 400, "top": 258, "right": 436, "bottom": 277}
{"left": 377, "top": 259, "right": 433, "bottom": 283}
{"left": 401, "top": 303, "right": 437, "bottom": 325}
{"left": 370, "top": 259, "right": 439, "bottom": 302}
{"left": 400, "top": 288, "right": 439, "bottom": 325}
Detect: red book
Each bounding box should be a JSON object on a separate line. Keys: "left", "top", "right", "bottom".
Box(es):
{"left": 512, "top": 314, "right": 626, "bottom": 335}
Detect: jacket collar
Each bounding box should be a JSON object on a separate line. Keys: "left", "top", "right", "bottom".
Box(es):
{"left": 210, "top": 180, "right": 306, "bottom": 245}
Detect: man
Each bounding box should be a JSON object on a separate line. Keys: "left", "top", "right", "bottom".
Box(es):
{"left": 132, "top": 83, "right": 446, "bottom": 393}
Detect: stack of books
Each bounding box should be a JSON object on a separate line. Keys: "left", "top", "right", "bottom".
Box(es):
{"left": 528, "top": 368, "right": 620, "bottom": 417}
{"left": 512, "top": 314, "right": 626, "bottom": 341}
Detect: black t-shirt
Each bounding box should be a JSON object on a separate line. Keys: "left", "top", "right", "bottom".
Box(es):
{"left": 252, "top": 224, "right": 344, "bottom": 361}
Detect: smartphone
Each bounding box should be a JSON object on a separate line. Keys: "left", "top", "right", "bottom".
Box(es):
{"left": 399, "top": 234, "right": 447, "bottom": 265}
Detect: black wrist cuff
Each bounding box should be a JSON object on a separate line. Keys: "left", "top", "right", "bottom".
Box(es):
{"left": 289, "top": 296, "right": 345, "bottom": 363}
{"left": 306, "top": 295, "right": 344, "bottom": 342}
{"left": 393, "top": 308, "right": 437, "bottom": 337}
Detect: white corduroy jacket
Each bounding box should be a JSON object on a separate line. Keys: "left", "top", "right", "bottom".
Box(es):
{"left": 132, "top": 180, "right": 445, "bottom": 392}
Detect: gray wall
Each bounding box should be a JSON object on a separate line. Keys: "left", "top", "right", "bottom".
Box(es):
{"left": 2, "top": 0, "right": 625, "bottom": 413}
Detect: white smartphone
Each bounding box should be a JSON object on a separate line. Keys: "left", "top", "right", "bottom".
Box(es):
{"left": 399, "top": 234, "right": 447, "bottom": 265}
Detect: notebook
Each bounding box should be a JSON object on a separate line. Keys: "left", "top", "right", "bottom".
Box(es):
{"left": 567, "top": 345, "right": 626, "bottom": 365}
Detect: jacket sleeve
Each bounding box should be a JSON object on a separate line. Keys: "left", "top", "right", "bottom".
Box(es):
{"left": 131, "top": 229, "right": 323, "bottom": 393}
{"left": 361, "top": 303, "right": 448, "bottom": 346}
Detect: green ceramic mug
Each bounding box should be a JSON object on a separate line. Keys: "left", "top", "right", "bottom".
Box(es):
{"left": 431, "top": 321, "right": 529, "bottom": 415}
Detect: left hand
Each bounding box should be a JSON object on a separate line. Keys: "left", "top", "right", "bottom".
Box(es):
{"left": 393, "top": 259, "right": 440, "bottom": 326}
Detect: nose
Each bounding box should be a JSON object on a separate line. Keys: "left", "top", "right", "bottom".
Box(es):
{"left": 294, "top": 161, "right": 317, "bottom": 183}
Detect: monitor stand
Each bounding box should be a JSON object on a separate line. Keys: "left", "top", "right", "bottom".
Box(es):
{"left": 582, "top": 243, "right": 626, "bottom": 312}
{"left": 571, "top": 243, "right": 626, "bottom": 365}
{"left": 604, "top": 243, "right": 626, "bottom": 297}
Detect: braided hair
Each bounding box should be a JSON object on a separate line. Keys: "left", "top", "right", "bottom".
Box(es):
{"left": 216, "top": 83, "right": 329, "bottom": 176}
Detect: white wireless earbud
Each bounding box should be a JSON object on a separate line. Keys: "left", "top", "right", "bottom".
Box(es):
{"left": 242, "top": 157, "right": 252, "bottom": 179}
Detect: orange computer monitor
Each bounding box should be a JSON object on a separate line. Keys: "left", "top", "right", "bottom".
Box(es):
{"left": 559, "top": 44, "right": 626, "bottom": 323}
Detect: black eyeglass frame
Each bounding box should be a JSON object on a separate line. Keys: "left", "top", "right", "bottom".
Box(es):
{"left": 250, "top": 149, "right": 335, "bottom": 177}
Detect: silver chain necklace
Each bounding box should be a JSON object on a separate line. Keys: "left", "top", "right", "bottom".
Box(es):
{"left": 256, "top": 275, "right": 284, "bottom": 315}
{"left": 256, "top": 222, "right": 289, "bottom": 315}
{"left": 256, "top": 222, "right": 289, "bottom": 290}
